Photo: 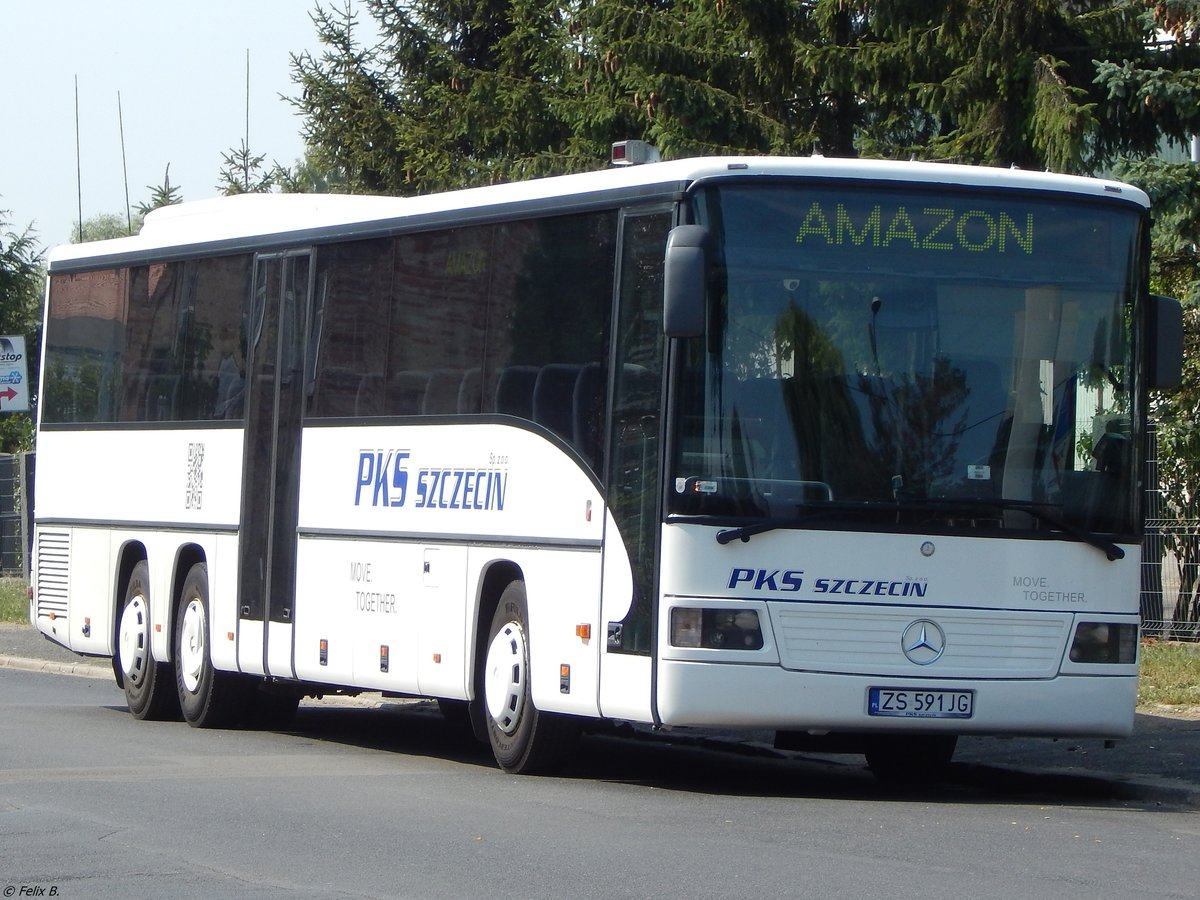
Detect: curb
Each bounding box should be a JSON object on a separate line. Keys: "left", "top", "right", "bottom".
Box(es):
{"left": 0, "top": 654, "right": 112, "bottom": 680}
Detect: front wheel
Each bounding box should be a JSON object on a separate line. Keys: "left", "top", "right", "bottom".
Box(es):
{"left": 481, "top": 581, "right": 577, "bottom": 774}
{"left": 117, "top": 561, "right": 179, "bottom": 721}
{"left": 174, "top": 562, "right": 248, "bottom": 727}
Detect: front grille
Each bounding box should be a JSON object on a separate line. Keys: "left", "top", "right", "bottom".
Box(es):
{"left": 769, "top": 603, "right": 1071, "bottom": 679}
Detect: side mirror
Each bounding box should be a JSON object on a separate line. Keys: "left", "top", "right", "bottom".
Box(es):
{"left": 1149, "top": 294, "right": 1183, "bottom": 390}
{"left": 663, "top": 225, "right": 709, "bottom": 338}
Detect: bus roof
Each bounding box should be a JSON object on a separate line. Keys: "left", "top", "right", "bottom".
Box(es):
{"left": 47, "top": 156, "right": 1149, "bottom": 270}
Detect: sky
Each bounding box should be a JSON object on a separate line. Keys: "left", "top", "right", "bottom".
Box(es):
{"left": 0, "top": 0, "right": 375, "bottom": 251}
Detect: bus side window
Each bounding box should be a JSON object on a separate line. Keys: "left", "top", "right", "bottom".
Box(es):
{"left": 494, "top": 366, "right": 538, "bottom": 418}
{"left": 387, "top": 371, "right": 428, "bottom": 415}
{"left": 532, "top": 364, "right": 582, "bottom": 441}
{"left": 389, "top": 229, "right": 490, "bottom": 416}
{"left": 309, "top": 239, "right": 393, "bottom": 418}
{"left": 483, "top": 212, "right": 617, "bottom": 470}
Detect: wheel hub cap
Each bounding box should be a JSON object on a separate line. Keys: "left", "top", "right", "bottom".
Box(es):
{"left": 179, "top": 598, "right": 206, "bottom": 693}
{"left": 118, "top": 595, "right": 150, "bottom": 684}
{"left": 484, "top": 621, "right": 526, "bottom": 734}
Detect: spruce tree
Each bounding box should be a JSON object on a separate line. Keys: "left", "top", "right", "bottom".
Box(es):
{"left": 1100, "top": 1, "right": 1200, "bottom": 631}
{"left": 290, "top": 1, "right": 1165, "bottom": 190}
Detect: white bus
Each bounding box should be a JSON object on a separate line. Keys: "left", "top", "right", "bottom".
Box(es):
{"left": 31, "top": 156, "right": 1182, "bottom": 779}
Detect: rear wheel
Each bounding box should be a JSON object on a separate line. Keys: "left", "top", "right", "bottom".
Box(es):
{"left": 117, "top": 561, "right": 179, "bottom": 720}
{"left": 865, "top": 734, "right": 958, "bottom": 783}
{"left": 174, "top": 562, "right": 249, "bottom": 727}
{"left": 481, "top": 581, "right": 577, "bottom": 774}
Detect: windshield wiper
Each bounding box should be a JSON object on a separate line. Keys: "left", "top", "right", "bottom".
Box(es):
{"left": 714, "top": 504, "right": 863, "bottom": 545}
{"left": 714, "top": 497, "right": 1125, "bottom": 561}
{"left": 893, "top": 496, "right": 1125, "bottom": 561}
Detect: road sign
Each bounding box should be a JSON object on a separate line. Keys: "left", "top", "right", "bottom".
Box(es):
{"left": 0, "top": 336, "right": 30, "bottom": 413}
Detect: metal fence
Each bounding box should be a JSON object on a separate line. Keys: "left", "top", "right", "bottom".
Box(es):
{"left": 0, "top": 452, "right": 33, "bottom": 579}
{"left": 1141, "top": 423, "right": 1200, "bottom": 640}
{"left": 1142, "top": 543, "right": 1200, "bottom": 640}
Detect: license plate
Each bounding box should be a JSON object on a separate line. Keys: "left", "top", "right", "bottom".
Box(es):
{"left": 868, "top": 687, "right": 974, "bottom": 719}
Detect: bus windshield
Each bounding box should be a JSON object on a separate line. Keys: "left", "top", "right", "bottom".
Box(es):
{"left": 670, "top": 181, "right": 1145, "bottom": 540}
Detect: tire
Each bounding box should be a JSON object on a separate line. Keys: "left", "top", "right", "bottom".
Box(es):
{"left": 481, "top": 581, "right": 577, "bottom": 774}
{"left": 865, "top": 734, "right": 958, "bottom": 784}
{"left": 174, "top": 562, "right": 249, "bottom": 728}
{"left": 116, "top": 561, "right": 180, "bottom": 720}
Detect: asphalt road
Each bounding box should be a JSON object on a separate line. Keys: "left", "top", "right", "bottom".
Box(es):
{"left": 4, "top": 667, "right": 1200, "bottom": 899}
{"left": 3, "top": 621, "right": 1198, "bottom": 804}
{"left": 3, "top": 620, "right": 1200, "bottom": 900}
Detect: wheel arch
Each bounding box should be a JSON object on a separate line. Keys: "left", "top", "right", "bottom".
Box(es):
{"left": 112, "top": 540, "right": 148, "bottom": 669}
{"left": 167, "top": 544, "right": 209, "bottom": 662}
{"left": 471, "top": 560, "right": 524, "bottom": 694}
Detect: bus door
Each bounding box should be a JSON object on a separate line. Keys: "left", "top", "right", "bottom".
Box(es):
{"left": 599, "top": 209, "right": 671, "bottom": 718}
{"left": 237, "top": 250, "right": 311, "bottom": 678}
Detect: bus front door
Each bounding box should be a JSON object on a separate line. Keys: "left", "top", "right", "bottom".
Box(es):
{"left": 237, "top": 250, "right": 311, "bottom": 678}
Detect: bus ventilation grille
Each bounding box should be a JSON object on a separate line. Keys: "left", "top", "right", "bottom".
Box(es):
{"left": 36, "top": 530, "right": 70, "bottom": 620}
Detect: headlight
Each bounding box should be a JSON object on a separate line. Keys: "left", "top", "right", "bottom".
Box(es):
{"left": 670, "top": 607, "right": 764, "bottom": 650}
{"left": 1069, "top": 622, "right": 1137, "bottom": 664}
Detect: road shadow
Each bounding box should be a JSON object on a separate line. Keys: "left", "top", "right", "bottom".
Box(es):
{"left": 91, "top": 688, "right": 1198, "bottom": 810}
{"left": 565, "top": 727, "right": 1194, "bottom": 810}
{"left": 267, "top": 699, "right": 1198, "bottom": 810}
{"left": 291, "top": 700, "right": 498, "bottom": 768}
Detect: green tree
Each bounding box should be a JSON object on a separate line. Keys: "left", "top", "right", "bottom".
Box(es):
{"left": 897, "top": 0, "right": 1150, "bottom": 171}
{"left": 0, "top": 207, "right": 43, "bottom": 452}
{"left": 217, "top": 141, "right": 277, "bottom": 195}
{"left": 570, "top": 0, "right": 823, "bottom": 158}
{"left": 290, "top": 1, "right": 861, "bottom": 191}
{"left": 272, "top": 147, "right": 355, "bottom": 193}
{"left": 588, "top": 0, "right": 1161, "bottom": 170}
{"left": 291, "top": 0, "right": 586, "bottom": 194}
{"left": 289, "top": 2, "right": 409, "bottom": 192}
{"left": 291, "top": 1, "right": 1165, "bottom": 195}
{"left": 70, "top": 211, "right": 144, "bottom": 243}
{"left": 1101, "top": 1, "right": 1200, "bottom": 632}
{"left": 1150, "top": 305, "right": 1200, "bottom": 634}
{"left": 134, "top": 164, "right": 183, "bottom": 216}
{"left": 72, "top": 166, "right": 191, "bottom": 244}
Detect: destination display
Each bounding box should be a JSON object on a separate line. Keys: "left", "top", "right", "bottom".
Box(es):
{"left": 794, "top": 201, "right": 1034, "bottom": 255}
{"left": 707, "top": 183, "right": 1139, "bottom": 283}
